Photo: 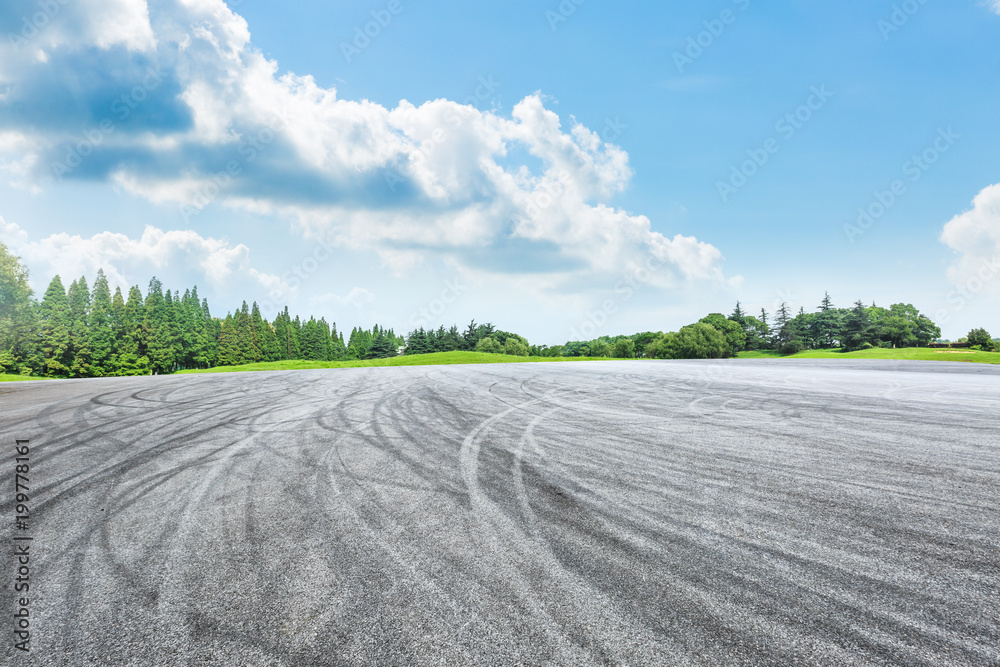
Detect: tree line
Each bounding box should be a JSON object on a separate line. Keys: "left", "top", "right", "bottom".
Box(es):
{"left": 3, "top": 242, "right": 995, "bottom": 378}
{"left": 0, "top": 244, "right": 403, "bottom": 377}
{"left": 539, "top": 294, "right": 958, "bottom": 360}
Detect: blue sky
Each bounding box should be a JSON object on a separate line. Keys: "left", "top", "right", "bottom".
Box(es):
{"left": 1, "top": 0, "right": 998, "bottom": 342}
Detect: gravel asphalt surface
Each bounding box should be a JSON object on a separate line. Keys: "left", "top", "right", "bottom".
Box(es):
{"left": 1, "top": 359, "right": 998, "bottom": 666}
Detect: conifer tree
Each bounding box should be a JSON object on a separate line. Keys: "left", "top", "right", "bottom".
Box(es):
{"left": 67, "top": 276, "right": 94, "bottom": 377}
{"left": 116, "top": 285, "right": 149, "bottom": 375}
{"left": 89, "top": 269, "right": 116, "bottom": 376}
{"left": 144, "top": 277, "right": 176, "bottom": 374}
{"left": 218, "top": 316, "right": 240, "bottom": 366}
{"left": 38, "top": 275, "right": 73, "bottom": 377}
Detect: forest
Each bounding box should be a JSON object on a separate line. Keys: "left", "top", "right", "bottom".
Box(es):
{"left": 1, "top": 241, "right": 995, "bottom": 379}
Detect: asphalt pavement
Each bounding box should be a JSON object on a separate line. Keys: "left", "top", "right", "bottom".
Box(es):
{"left": 1, "top": 360, "right": 998, "bottom": 665}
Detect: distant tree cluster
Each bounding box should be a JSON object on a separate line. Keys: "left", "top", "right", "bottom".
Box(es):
{"left": 0, "top": 244, "right": 402, "bottom": 377}
{"left": 556, "top": 294, "right": 946, "bottom": 360}
{"left": 404, "top": 321, "right": 531, "bottom": 357}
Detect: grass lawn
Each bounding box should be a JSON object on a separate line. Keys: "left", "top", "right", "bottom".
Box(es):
{"left": 177, "top": 351, "right": 605, "bottom": 374}
{"left": 738, "top": 347, "right": 1000, "bottom": 365}
{"left": 0, "top": 373, "right": 45, "bottom": 382}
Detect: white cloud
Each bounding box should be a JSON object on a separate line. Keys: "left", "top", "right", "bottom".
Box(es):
{"left": 0, "top": 220, "right": 289, "bottom": 299}
{"left": 0, "top": 0, "right": 732, "bottom": 299}
{"left": 940, "top": 183, "right": 1000, "bottom": 294}
{"left": 309, "top": 287, "right": 376, "bottom": 311}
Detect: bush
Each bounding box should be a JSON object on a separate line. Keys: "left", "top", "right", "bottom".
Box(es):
{"left": 612, "top": 338, "right": 635, "bottom": 359}
{"left": 645, "top": 334, "right": 673, "bottom": 359}
{"left": 673, "top": 324, "right": 727, "bottom": 359}
{"left": 858, "top": 342, "right": 874, "bottom": 350}
{"left": 504, "top": 338, "right": 529, "bottom": 357}
{"left": 589, "top": 340, "right": 612, "bottom": 358}
{"left": 475, "top": 337, "right": 502, "bottom": 354}
{"left": 967, "top": 328, "right": 997, "bottom": 351}
{"left": 779, "top": 339, "right": 804, "bottom": 356}
{"left": 0, "top": 350, "right": 17, "bottom": 374}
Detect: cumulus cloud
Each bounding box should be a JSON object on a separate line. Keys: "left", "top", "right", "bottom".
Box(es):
{"left": 0, "top": 0, "right": 733, "bottom": 295}
{"left": 0, "top": 219, "right": 289, "bottom": 300}
{"left": 940, "top": 183, "right": 1000, "bottom": 293}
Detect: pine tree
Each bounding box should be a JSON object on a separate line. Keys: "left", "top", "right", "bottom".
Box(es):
{"left": 368, "top": 330, "right": 399, "bottom": 359}
{"left": 144, "top": 277, "right": 175, "bottom": 375}
{"left": 198, "top": 297, "right": 219, "bottom": 368}
{"left": 67, "top": 276, "right": 94, "bottom": 377}
{"left": 38, "top": 276, "right": 73, "bottom": 377}
{"left": 731, "top": 301, "right": 745, "bottom": 320}
{"left": 820, "top": 292, "right": 833, "bottom": 312}
{"left": 774, "top": 302, "right": 792, "bottom": 346}
{"left": 329, "top": 322, "right": 347, "bottom": 360}
{"left": 217, "top": 316, "right": 240, "bottom": 366}
{"left": 843, "top": 300, "right": 874, "bottom": 351}
{"left": 89, "top": 269, "right": 116, "bottom": 376}
{"left": 235, "top": 301, "right": 256, "bottom": 365}
{"left": 115, "top": 286, "right": 149, "bottom": 375}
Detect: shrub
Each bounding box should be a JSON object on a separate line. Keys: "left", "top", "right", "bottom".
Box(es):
{"left": 503, "top": 338, "right": 529, "bottom": 357}
{"left": 612, "top": 338, "right": 635, "bottom": 359}
{"left": 779, "top": 339, "right": 804, "bottom": 356}
{"left": 859, "top": 342, "right": 874, "bottom": 350}
{"left": 645, "top": 334, "right": 674, "bottom": 359}
{"left": 589, "top": 340, "right": 612, "bottom": 358}
{"left": 967, "top": 328, "right": 997, "bottom": 351}
{"left": 664, "top": 323, "right": 727, "bottom": 359}
{"left": 475, "top": 337, "right": 502, "bottom": 354}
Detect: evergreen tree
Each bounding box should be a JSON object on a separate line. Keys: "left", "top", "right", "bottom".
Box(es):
{"left": 820, "top": 292, "right": 833, "bottom": 312}
{"left": 235, "top": 301, "right": 257, "bottom": 364}
{"left": 37, "top": 275, "right": 73, "bottom": 377}
{"left": 367, "top": 330, "right": 398, "bottom": 359}
{"left": 774, "top": 302, "right": 792, "bottom": 346}
{"left": 144, "top": 277, "right": 176, "bottom": 375}
{"left": 405, "top": 327, "right": 431, "bottom": 355}
{"left": 200, "top": 298, "right": 219, "bottom": 367}
{"left": 67, "top": 276, "right": 94, "bottom": 377}
{"left": 217, "top": 316, "right": 240, "bottom": 366}
{"left": 329, "top": 322, "right": 347, "bottom": 360}
{"left": 89, "top": 269, "right": 116, "bottom": 376}
{"left": 250, "top": 302, "right": 270, "bottom": 362}
{"left": 843, "top": 300, "right": 874, "bottom": 351}
{"left": 116, "top": 285, "right": 149, "bottom": 375}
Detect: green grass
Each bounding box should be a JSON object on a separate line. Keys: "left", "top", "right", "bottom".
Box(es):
{"left": 177, "top": 351, "right": 606, "bottom": 375}
{"left": 738, "top": 347, "right": 1000, "bottom": 365}
{"left": 0, "top": 373, "right": 45, "bottom": 382}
